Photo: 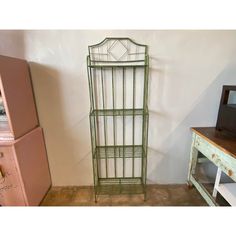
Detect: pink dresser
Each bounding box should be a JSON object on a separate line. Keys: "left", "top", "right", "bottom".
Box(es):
{"left": 0, "top": 55, "right": 51, "bottom": 206}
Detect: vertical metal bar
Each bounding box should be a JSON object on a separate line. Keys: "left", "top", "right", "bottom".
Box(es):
{"left": 132, "top": 67, "right": 136, "bottom": 177}
{"left": 144, "top": 56, "right": 149, "bottom": 186}
{"left": 141, "top": 55, "right": 148, "bottom": 187}
{"left": 144, "top": 113, "right": 149, "bottom": 184}
{"left": 89, "top": 115, "right": 97, "bottom": 201}
{"left": 87, "top": 56, "right": 93, "bottom": 111}
{"left": 88, "top": 66, "right": 96, "bottom": 140}
{"left": 112, "top": 67, "right": 117, "bottom": 178}
{"left": 88, "top": 63, "right": 100, "bottom": 200}
{"left": 92, "top": 67, "right": 101, "bottom": 180}
{"left": 122, "top": 67, "right": 125, "bottom": 178}
{"left": 145, "top": 55, "right": 149, "bottom": 111}
{"left": 88, "top": 57, "right": 98, "bottom": 201}
{"left": 142, "top": 52, "right": 149, "bottom": 200}
{"left": 101, "top": 67, "right": 108, "bottom": 178}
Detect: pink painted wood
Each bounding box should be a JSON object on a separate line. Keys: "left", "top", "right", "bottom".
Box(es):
{"left": 0, "top": 55, "right": 39, "bottom": 139}
{"left": 0, "top": 146, "right": 26, "bottom": 205}
{"left": 0, "top": 127, "right": 51, "bottom": 206}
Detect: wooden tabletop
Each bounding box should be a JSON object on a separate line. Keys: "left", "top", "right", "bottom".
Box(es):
{"left": 192, "top": 127, "right": 236, "bottom": 159}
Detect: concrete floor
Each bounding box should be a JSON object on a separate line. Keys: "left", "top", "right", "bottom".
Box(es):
{"left": 40, "top": 184, "right": 223, "bottom": 206}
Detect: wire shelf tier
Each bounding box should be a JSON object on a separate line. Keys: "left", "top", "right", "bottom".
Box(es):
{"left": 94, "top": 145, "right": 145, "bottom": 159}
{"left": 97, "top": 178, "right": 144, "bottom": 195}
{"left": 87, "top": 38, "right": 149, "bottom": 202}
{"left": 90, "top": 108, "right": 148, "bottom": 117}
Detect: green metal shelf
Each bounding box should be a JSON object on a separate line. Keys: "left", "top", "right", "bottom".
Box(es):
{"left": 87, "top": 38, "right": 149, "bottom": 202}
{"left": 90, "top": 108, "right": 148, "bottom": 117}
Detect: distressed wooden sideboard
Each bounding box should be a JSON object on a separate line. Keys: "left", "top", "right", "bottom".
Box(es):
{"left": 187, "top": 127, "right": 236, "bottom": 206}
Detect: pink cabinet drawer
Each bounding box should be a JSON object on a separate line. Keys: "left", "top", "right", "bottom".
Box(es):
{"left": 0, "top": 146, "right": 25, "bottom": 206}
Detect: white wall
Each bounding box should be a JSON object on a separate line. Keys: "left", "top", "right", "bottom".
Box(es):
{"left": 0, "top": 31, "right": 25, "bottom": 58}
{"left": 0, "top": 30, "right": 236, "bottom": 185}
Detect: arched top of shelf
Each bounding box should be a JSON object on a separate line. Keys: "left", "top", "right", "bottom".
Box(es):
{"left": 88, "top": 38, "right": 148, "bottom": 67}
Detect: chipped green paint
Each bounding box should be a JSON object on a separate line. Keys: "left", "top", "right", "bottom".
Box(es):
{"left": 194, "top": 133, "right": 236, "bottom": 182}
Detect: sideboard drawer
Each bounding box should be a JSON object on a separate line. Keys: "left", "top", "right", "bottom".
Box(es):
{"left": 0, "top": 146, "right": 25, "bottom": 206}
{"left": 194, "top": 134, "right": 215, "bottom": 158}
{"left": 194, "top": 134, "right": 236, "bottom": 182}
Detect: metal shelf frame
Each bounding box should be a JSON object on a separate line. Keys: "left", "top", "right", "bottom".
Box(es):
{"left": 87, "top": 38, "right": 149, "bottom": 202}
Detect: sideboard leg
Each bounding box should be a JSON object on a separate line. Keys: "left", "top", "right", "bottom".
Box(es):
{"left": 213, "top": 168, "right": 222, "bottom": 198}
{"left": 187, "top": 135, "right": 199, "bottom": 186}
